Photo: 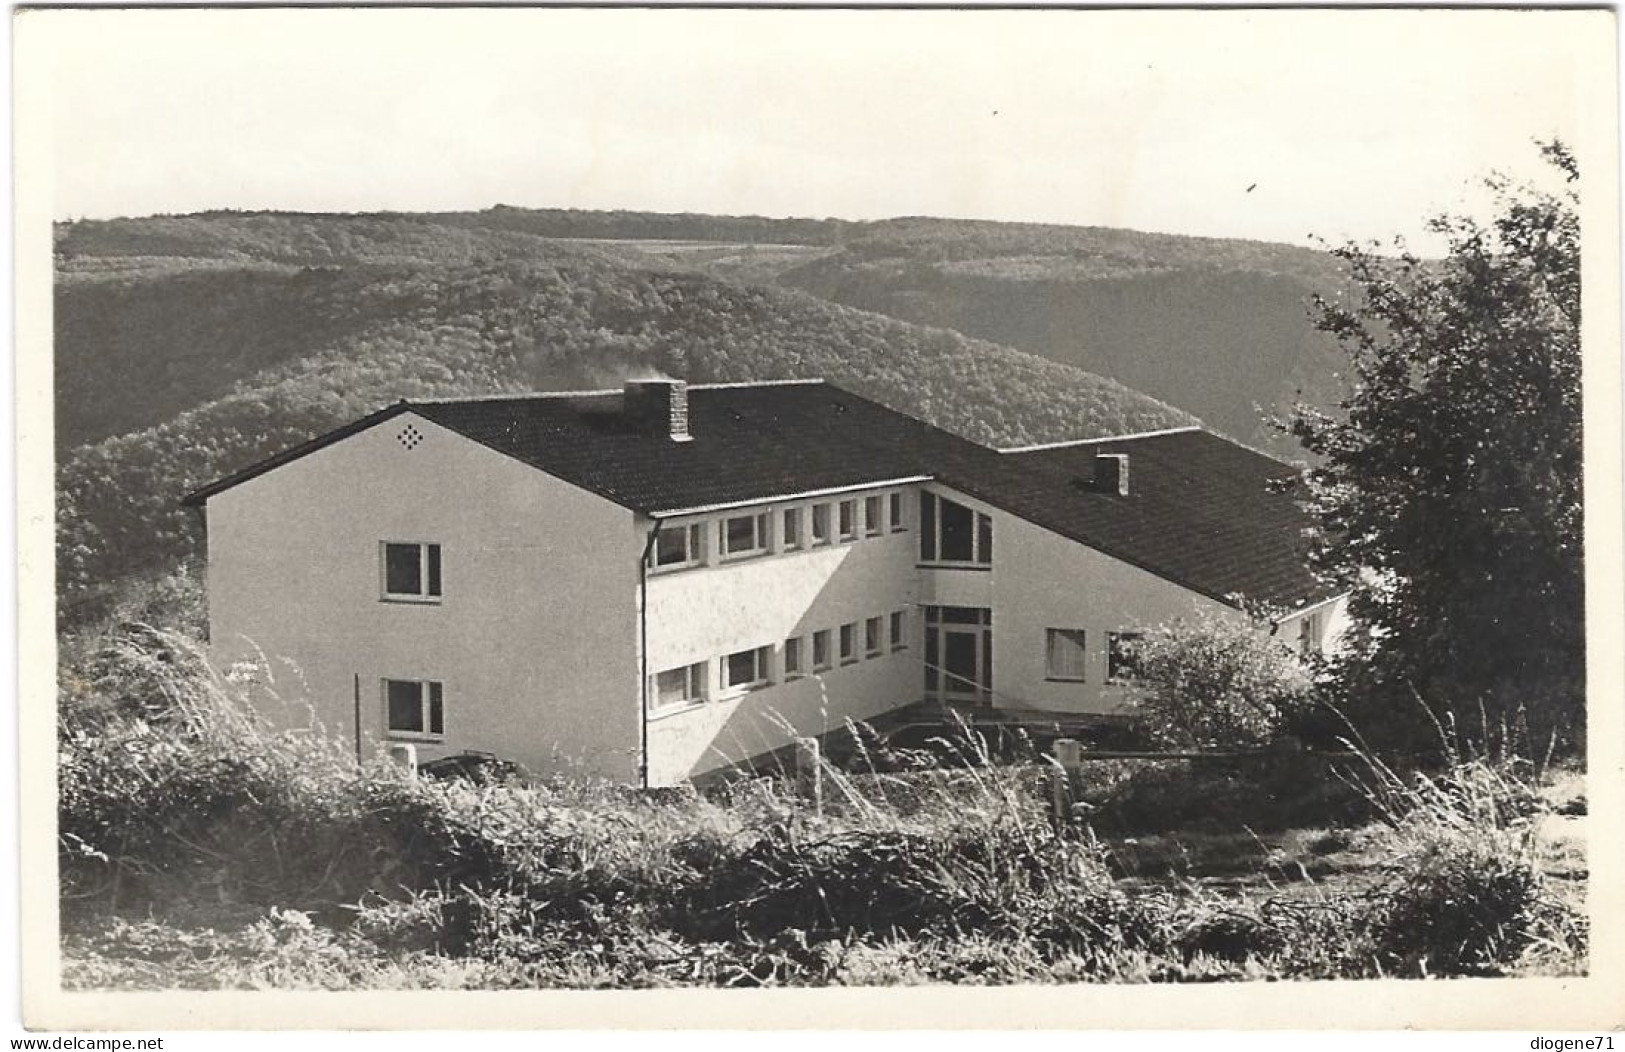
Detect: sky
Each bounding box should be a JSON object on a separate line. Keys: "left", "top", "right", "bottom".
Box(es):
{"left": 28, "top": 7, "right": 1609, "bottom": 250}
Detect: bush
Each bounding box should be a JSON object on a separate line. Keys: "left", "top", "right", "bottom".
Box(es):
{"left": 1350, "top": 747, "right": 1584, "bottom": 977}
{"left": 1119, "top": 611, "right": 1316, "bottom": 749}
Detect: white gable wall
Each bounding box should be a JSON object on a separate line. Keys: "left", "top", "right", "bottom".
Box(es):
{"left": 925, "top": 485, "right": 1242, "bottom": 715}
{"left": 205, "top": 413, "right": 642, "bottom": 781}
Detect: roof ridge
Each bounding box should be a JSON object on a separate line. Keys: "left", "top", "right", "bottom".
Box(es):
{"left": 688, "top": 378, "right": 825, "bottom": 391}
{"left": 406, "top": 378, "right": 827, "bottom": 406}
{"left": 409, "top": 388, "right": 621, "bottom": 405}
{"left": 996, "top": 425, "right": 1203, "bottom": 453}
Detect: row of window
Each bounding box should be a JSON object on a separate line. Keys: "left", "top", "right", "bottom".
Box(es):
{"left": 378, "top": 491, "right": 998, "bottom": 601}
{"left": 1043, "top": 628, "right": 1143, "bottom": 683}
{"left": 652, "top": 609, "right": 911, "bottom": 712}
{"left": 651, "top": 490, "right": 910, "bottom": 572}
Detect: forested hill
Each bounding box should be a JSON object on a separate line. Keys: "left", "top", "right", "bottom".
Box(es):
{"left": 443, "top": 208, "right": 1355, "bottom": 455}
{"left": 55, "top": 212, "right": 1196, "bottom": 620}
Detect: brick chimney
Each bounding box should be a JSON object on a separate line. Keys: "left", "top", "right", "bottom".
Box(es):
{"left": 1092, "top": 453, "right": 1129, "bottom": 496}
{"left": 624, "top": 379, "right": 691, "bottom": 442}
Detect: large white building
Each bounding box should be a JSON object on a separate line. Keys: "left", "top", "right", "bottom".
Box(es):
{"left": 185, "top": 378, "right": 1346, "bottom": 786}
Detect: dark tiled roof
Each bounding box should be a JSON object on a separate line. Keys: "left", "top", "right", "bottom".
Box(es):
{"left": 185, "top": 381, "right": 1332, "bottom": 611}
{"left": 957, "top": 433, "right": 1333, "bottom": 611}
{"left": 410, "top": 382, "right": 944, "bottom": 514}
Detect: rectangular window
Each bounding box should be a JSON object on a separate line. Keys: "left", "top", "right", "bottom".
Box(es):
{"left": 382, "top": 542, "right": 442, "bottom": 601}
{"left": 782, "top": 507, "right": 802, "bottom": 551}
{"left": 1108, "top": 632, "right": 1144, "bottom": 683}
{"left": 839, "top": 622, "right": 857, "bottom": 664}
{"left": 889, "top": 492, "right": 905, "bottom": 532}
{"left": 724, "top": 512, "right": 769, "bottom": 558}
{"left": 1045, "top": 629, "right": 1088, "bottom": 682}
{"left": 890, "top": 610, "right": 906, "bottom": 651}
{"left": 784, "top": 637, "right": 804, "bottom": 677}
{"left": 865, "top": 616, "right": 883, "bottom": 657}
{"left": 939, "top": 499, "right": 974, "bottom": 561}
{"left": 864, "top": 495, "right": 884, "bottom": 537}
{"left": 838, "top": 499, "right": 858, "bottom": 542}
{"left": 723, "top": 645, "right": 771, "bottom": 692}
{"left": 653, "top": 523, "right": 704, "bottom": 570}
{"left": 919, "top": 493, "right": 992, "bottom": 566}
{"left": 384, "top": 678, "right": 444, "bottom": 739}
{"left": 812, "top": 629, "right": 832, "bottom": 671}
{"left": 811, "top": 504, "right": 832, "bottom": 546}
{"left": 653, "top": 661, "right": 707, "bottom": 710}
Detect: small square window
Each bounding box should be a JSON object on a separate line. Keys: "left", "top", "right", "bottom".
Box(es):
{"left": 653, "top": 523, "right": 704, "bottom": 570}
{"left": 384, "top": 678, "right": 444, "bottom": 739}
{"left": 723, "top": 645, "right": 770, "bottom": 692}
{"left": 864, "top": 616, "right": 883, "bottom": 657}
{"left": 382, "top": 542, "right": 442, "bottom": 601}
{"left": 890, "top": 610, "right": 906, "bottom": 651}
{"left": 653, "top": 661, "right": 707, "bottom": 710}
{"left": 864, "top": 495, "right": 883, "bottom": 537}
{"left": 838, "top": 500, "right": 858, "bottom": 542}
{"left": 812, "top": 629, "right": 832, "bottom": 670}
{"left": 784, "top": 637, "right": 804, "bottom": 677}
{"left": 1108, "top": 632, "right": 1144, "bottom": 683}
{"left": 724, "top": 512, "right": 769, "bottom": 558}
{"left": 811, "top": 504, "right": 832, "bottom": 546}
{"left": 889, "top": 492, "right": 905, "bottom": 532}
{"left": 1045, "top": 628, "right": 1088, "bottom": 682}
{"left": 839, "top": 623, "right": 857, "bottom": 664}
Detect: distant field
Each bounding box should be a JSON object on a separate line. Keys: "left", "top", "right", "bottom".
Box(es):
{"left": 555, "top": 237, "right": 835, "bottom": 285}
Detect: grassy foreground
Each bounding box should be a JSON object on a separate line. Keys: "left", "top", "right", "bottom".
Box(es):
{"left": 59, "top": 629, "right": 1587, "bottom": 988}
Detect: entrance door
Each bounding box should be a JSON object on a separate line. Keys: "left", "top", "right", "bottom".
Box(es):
{"left": 924, "top": 605, "right": 992, "bottom": 705}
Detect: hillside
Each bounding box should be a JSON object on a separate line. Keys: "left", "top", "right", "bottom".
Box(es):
{"left": 442, "top": 208, "right": 1354, "bottom": 455}
{"left": 55, "top": 213, "right": 1196, "bottom": 621}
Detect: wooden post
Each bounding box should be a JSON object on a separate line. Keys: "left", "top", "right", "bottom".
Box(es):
{"left": 386, "top": 742, "right": 418, "bottom": 776}
{"left": 794, "top": 737, "right": 823, "bottom": 815}
{"left": 1049, "top": 738, "right": 1083, "bottom": 831}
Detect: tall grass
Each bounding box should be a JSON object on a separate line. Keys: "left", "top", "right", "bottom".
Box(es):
{"left": 58, "top": 627, "right": 1586, "bottom": 988}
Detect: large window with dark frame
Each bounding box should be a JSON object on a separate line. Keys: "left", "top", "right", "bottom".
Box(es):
{"left": 382, "top": 542, "right": 442, "bottom": 601}
{"left": 918, "top": 493, "right": 992, "bottom": 566}
{"left": 384, "top": 678, "right": 444, "bottom": 739}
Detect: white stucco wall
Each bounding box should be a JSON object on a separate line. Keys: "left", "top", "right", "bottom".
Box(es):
{"left": 205, "top": 413, "right": 642, "bottom": 781}
{"left": 642, "top": 490, "right": 920, "bottom": 784}
{"left": 927, "top": 485, "right": 1242, "bottom": 716}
